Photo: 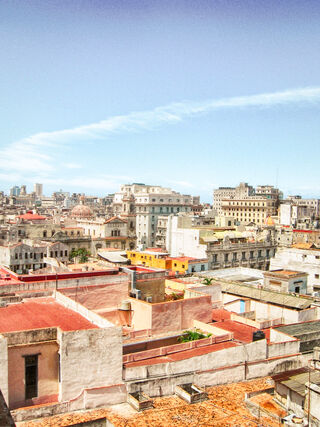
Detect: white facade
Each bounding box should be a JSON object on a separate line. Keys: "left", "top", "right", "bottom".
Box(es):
{"left": 113, "top": 184, "right": 194, "bottom": 248}
{"left": 166, "top": 216, "right": 207, "bottom": 258}
{"left": 270, "top": 247, "right": 320, "bottom": 294}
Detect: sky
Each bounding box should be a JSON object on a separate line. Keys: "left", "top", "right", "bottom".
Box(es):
{"left": 1, "top": 0, "right": 320, "bottom": 202}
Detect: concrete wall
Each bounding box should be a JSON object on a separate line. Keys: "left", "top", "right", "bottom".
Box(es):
{"left": 0, "top": 335, "right": 8, "bottom": 403}
{"left": 130, "top": 294, "right": 212, "bottom": 334}
{"left": 8, "top": 341, "right": 59, "bottom": 408}
{"left": 124, "top": 339, "right": 305, "bottom": 398}
{"left": 222, "top": 293, "right": 317, "bottom": 325}
{"left": 54, "top": 291, "right": 114, "bottom": 328}
{"left": 58, "top": 326, "right": 123, "bottom": 402}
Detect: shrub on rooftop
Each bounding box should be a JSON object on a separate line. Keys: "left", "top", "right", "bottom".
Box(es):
{"left": 178, "top": 329, "right": 212, "bottom": 343}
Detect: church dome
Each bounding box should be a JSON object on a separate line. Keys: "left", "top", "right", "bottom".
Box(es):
{"left": 70, "top": 197, "right": 93, "bottom": 219}
{"left": 264, "top": 216, "right": 275, "bottom": 226}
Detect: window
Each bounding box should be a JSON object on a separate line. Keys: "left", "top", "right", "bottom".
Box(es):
{"left": 224, "top": 253, "right": 229, "bottom": 262}
{"left": 65, "top": 250, "right": 68, "bottom": 256}
{"left": 315, "top": 274, "right": 319, "bottom": 279}
{"left": 250, "top": 251, "right": 254, "bottom": 259}
{"left": 233, "top": 253, "right": 237, "bottom": 261}
{"left": 24, "top": 354, "right": 38, "bottom": 400}
{"left": 242, "top": 252, "right": 246, "bottom": 260}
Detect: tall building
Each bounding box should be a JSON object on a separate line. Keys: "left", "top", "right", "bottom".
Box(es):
{"left": 213, "top": 182, "right": 254, "bottom": 215}
{"left": 113, "top": 183, "right": 195, "bottom": 248}
{"left": 34, "top": 183, "right": 43, "bottom": 198}
{"left": 9, "top": 186, "right": 20, "bottom": 196}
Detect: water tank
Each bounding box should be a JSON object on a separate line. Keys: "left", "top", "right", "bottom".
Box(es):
{"left": 120, "top": 300, "right": 131, "bottom": 311}
{"left": 253, "top": 330, "right": 265, "bottom": 342}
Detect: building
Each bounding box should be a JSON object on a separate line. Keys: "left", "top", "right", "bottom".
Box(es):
{"left": 9, "top": 186, "right": 20, "bottom": 197}
{"left": 112, "top": 184, "right": 195, "bottom": 248}
{"left": 127, "top": 248, "right": 208, "bottom": 274}
{"left": 287, "top": 195, "right": 320, "bottom": 217}
{"left": 263, "top": 269, "right": 308, "bottom": 294}
{"left": 34, "top": 183, "right": 43, "bottom": 198}
{"left": 213, "top": 182, "right": 254, "bottom": 215}
{"left": 0, "top": 294, "right": 123, "bottom": 415}
{"left": 77, "top": 216, "right": 133, "bottom": 251}
{"left": 221, "top": 196, "right": 277, "bottom": 226}
{"left": 0, "top": 241, "right": 69, "bottom": 273}
{"left": 280, "top": 203, "right": 316, "bottom": 228}
{"left": 270, "top": 246, "right": 320, "bottom": 294}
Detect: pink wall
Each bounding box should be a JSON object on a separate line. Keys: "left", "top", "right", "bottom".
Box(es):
{"left": 130, "top": 295, "right": 212, "bottom": 334}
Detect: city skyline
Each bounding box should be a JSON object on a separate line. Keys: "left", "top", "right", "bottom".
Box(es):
{"left": 1, "top": 0, "right": 320, "bottom": 201}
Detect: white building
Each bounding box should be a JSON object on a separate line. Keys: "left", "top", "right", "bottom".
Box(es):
{"left": 270, "top": 246, "right": 320, "bottom": 294}
{"left": 113, "top": 184, "right": 194, "bottom": 248}
{"left": 166, "top": 215, "right": 207, "bottom": 258}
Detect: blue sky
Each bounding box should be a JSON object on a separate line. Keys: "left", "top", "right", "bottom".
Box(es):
{"left": 1, "top": 0, "right": 320, "bottom": 202}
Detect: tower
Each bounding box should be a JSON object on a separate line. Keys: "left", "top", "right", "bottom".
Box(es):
{"left": 120, "top": 192, "right": 136, "bottom": 250}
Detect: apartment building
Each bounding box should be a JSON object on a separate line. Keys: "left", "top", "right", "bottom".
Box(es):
{"left": 213, "top": 182, "right": 254, "bottom": 215}
{"left": 287, "top": 195, "right": 320, "bottom": 216}
{"left": 221, "top": 197, "right": 277, "bottom": 225}
{"left": 113, "top": 184, "right": 194, "bottom": 248}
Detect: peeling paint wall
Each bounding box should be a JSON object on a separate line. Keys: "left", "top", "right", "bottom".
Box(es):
{"left": 58, "top": 327, "right": 123, "bottom": 402}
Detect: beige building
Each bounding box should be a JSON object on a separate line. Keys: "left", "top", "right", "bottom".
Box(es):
{"left": 221, "top": 197, "right": 277, "bottom": 225}
{"left": 113, "top": 184, "right": 194, "bottom": 248}
{"left": 0, "top": 241, "right": 69, "bottom": 273}
{"left": 213, "top": 182, "right": 254, "bottom": 215}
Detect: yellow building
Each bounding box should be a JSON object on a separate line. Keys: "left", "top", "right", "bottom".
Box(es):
{"left": 126, "top": 249, "right": 208, "bottom": 274}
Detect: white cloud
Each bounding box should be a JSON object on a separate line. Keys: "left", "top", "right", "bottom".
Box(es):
{"left": 1, "top": 86, "right": 320, "bottom": 176}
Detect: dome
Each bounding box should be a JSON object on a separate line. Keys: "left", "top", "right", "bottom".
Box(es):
{"left": 264, "top": 216, "right": 275, "bottom": 226}
{"left": 70, "top": 201, "right": 93, "bottom": 219}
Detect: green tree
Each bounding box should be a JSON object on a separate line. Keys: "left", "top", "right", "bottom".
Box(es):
{"left": 69, "top": 248, "right": 91, "bottom": 263}
{"left": 178, "top": 329, "right": 212, "bottom": 343}
{"left": 202, "top": 277, "right": 214, "bottom": 286}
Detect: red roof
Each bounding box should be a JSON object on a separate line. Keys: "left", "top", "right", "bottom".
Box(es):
{"left": 17, "top": 213, "right": 46, "bottom": 221}
{"left": 212, "top": 309, "right": 232, "bottom": 322}
{"left": 0, "top": 297, "right": 98, "bottom": 332}
{"left": 105, "top": 216, "right": 127, "bottom": 224}
{"left": 213, "top": 320, "right": 257, "bottom": 343}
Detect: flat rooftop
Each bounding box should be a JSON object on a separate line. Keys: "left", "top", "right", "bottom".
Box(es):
{"left": 124, "top": 341, "right": 238, "bottom": 368}
{"left": 0, "top": 297, "right": 98, "bottom": 333}
{"left": 264, "top": 269, "right": 307, "bottom": 279}
{"left": 275, "top": 320, "right": 320, "bottom": 337}
{"left": 213, "top": 320, "right": 258, "bottom": 343}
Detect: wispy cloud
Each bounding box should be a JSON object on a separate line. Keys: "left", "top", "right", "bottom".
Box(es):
{"left": 1, "top": 86, "right": 320, "bottom": 175}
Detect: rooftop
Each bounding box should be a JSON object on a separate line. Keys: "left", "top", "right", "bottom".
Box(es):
{"left": 275, "top": 320, "right": 320, "bottom": 336}
{"left": 264, "top": 269, "right": 307, "bottom": 279}
{"left": 19, "top": 377, "right": 281, "bottom": 427}
{"left": 0, "top": 297, "right": 98, "bottom": 333}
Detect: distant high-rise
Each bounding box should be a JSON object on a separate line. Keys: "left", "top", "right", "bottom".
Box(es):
{"left": 20, "top": 185, "right": 27, "bottom": 196}
{"left": 34, "top": 183, "right": 43, "bottom": 197}
{"left": 10, "top": 186, "right": 20, "bottom": 196}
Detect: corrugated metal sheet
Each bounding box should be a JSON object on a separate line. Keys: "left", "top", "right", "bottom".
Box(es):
{"left": 219, "top": 281, "right": 311, "bottom": 309}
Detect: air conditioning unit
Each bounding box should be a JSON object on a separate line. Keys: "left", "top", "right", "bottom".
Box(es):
{"left": 146, "top": 296, "right": 152, "bottom": 303}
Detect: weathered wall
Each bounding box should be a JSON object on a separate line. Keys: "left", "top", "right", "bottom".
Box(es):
{"left": 268, "top": 340, "right": 300, "bottom": 358}
{"left": 130, "top": 295, "right": 212, "bottom": 334}
{"left": 54, "top": 291, "right": 114, "bottom": 328}
{"left": 130, "top": 299, "right": 153, "bottom": 331}
{"left": 60, "top": 282, "right": 129, "bottom": 311}
{"left": 58, "top": 326, "right": 123, "bottom": 402}
{"left": 0, "top": 335, "right": 8, "bottom": 403}
{"left": 125, "top": 346, "right": 305, "bottom": 398}
{"left": 8, "top": 341, "right": 59, "bottom": 408}
{"left": 151, "top": 295, "right": 212, "bottom": 333}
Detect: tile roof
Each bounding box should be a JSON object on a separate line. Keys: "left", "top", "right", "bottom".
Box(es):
{"left": 19, "top": 377, "right": 281, "bottom": 427}
{"left": 0, "top": 297, "right": 98, "bottom": 332}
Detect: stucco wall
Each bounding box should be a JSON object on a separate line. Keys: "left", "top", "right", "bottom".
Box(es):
{"left": 58, "top": 326, "right": 123, "bottom": 402}
{"left": 130, "top": 295, "right": 212, "bottom": 334}
{"left": 0, "top": 336, "right": 8, "bottom": 404}
{"left": 8, "top": 342, "right": 59, "bottom": 408}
